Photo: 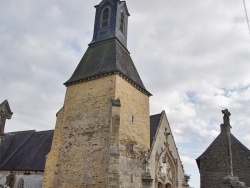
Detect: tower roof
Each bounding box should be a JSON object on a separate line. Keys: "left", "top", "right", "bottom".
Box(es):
{"left": 65, "top": 38, "right": 151, "bottom": 96}
{"left": 65, "top": 0, "right": 150, "bottom": 96}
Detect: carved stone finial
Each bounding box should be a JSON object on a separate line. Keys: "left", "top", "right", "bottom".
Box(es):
{"left": 222, "top": 109, "right": 231, "bottom": 125}
{"left": 0, "top": 100, "right": 13, "bottom": 136}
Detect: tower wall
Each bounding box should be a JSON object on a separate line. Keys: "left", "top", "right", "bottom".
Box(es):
{"left": 42, "top": 107, "right": 65, "bottom": 188}
{"left": 43, "top": 75, "right": 116, "bottom": 188}
{"left": 115, "top": 76, "right": 150, "bottom": 151}
{"left": 115, "top": 76, "right": 150, "bottom": 187}
{"left": 43, "top": 75, "right": 150, "bottom": 188}
{"left": 43, "top": 74, "right": 150, "bottom": 188}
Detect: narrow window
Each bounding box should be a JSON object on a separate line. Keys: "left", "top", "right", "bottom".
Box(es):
{"left": 119, "top": 12, "right": 125, "bottom": 33}
{"left": 18, "top": 178, "right": 24, "bottom": 188}
{"left": 101, "top": 8, "right": 110, "bottom": 28}
{"left": 131, "top": 115, "right": 134, "bottom": 123}
{"left": 130, "top": 143, "right": 134, "bottom": 152}
{"left": 131, "top": 174, "right": 134, "bottom": 183}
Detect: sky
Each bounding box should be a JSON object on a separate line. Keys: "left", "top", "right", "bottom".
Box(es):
{"left": 1, "top": 0, "right": 250, "bottom": 187}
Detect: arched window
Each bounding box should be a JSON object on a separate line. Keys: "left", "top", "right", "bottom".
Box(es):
{"left": 101, "top": 7, "right": 110, "bottom": 28}
{"left": 17, "top": 178, "right": 24, "bottom": 188}
{"left": 119, "top": 12, "right": 125, "bottom": 34}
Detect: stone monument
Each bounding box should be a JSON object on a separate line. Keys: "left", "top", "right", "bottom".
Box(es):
{"left": 220, "top": 109, "right": 249, "bottom": 188}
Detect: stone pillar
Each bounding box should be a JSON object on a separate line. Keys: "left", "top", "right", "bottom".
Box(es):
{"left": 220, "top": 110, "right": 249, "bottom": 188}
{"left": 107, "top": 98, "right": 121, "bottom": 187}
{"left": 221, "top": 109, "right": 233, "bottom": 177}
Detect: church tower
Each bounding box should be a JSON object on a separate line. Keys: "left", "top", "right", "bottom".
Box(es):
{"left": 43, "top": 0, "right": 151, "bottom": 187}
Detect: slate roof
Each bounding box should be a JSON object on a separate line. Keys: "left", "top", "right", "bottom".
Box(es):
{"left": 0, "top": 130, "right": 53, "bottom": 171}
{"left": 150, "top": 113, "right": 162, "bottom": 147}
{"left": 196, "top": 133, "right": 250, "bottom": 169}
{"left": 65, "top": 38, "right": 151, "bottom": 96}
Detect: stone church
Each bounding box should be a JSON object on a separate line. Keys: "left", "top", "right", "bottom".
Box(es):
{"left": 196, "top": 109, "right": 250, "bottom": 188}
{"left": 0, "top": 0, "right": 189, "bottom": 188}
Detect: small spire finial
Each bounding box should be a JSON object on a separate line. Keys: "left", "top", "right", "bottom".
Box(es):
{"left": 0, "top": 100, "right": 13, "bottom": 137}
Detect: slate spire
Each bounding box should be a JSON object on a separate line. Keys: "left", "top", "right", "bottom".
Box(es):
{"left": 65, "top": 0, "right": 151, "bottom": 96}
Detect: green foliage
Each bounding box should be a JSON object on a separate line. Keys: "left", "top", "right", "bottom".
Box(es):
{"left": 184, "top": 173, "right": 191, "bottom": 183}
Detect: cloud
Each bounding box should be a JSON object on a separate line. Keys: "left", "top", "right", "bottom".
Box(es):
{"left": 181, "top": 156, "right": 196, "bottom": 166}
{"left": 1, "top": 0, "right": 250, "bottom": 187}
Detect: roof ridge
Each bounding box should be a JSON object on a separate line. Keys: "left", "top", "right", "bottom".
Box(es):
{"left": 34, "top": 130, "right": 54, "bottom": 133}
{"left": 150, "top": 113, "right": 161, "bottom": 117}
{"left": 5, "top": 130, "right": 36, "bottom": 134}
{"left": 0, "top": 131, "right": 35, "bottom": 169}
{"left": 231, "top": 133, "right": 250, "bottom": 152}
{"left": 196, "top": 134, "right": 220, "bottom": 162}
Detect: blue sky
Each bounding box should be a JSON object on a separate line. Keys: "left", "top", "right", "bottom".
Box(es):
{"left": 1, "top": 0, "right": 250, "bottom": 187}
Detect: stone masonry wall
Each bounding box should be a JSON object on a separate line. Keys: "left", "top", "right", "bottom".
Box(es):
{"left": 115, "top": 76, "right": 150, "bottom": 151}
{"left": 200, "top": 133, "right": 250, "bottom": 188}
{"left": 230, "top": 136, "right": 250, "bottom": 186}
{"left": 43, "top": 75, "right": 151, "bottom": 188}
{"left": 43, "top": 75, "right": 117, "bottom": 188}
{"left": 43, "top": 107, "right": 65, "bottom": 188}
{"left": 115, "top": 75, "right": 150, "bottom": 188}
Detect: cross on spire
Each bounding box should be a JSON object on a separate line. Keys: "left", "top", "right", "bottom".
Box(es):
{"left": 222, "top": 109, "right": 231, "bottom": 126}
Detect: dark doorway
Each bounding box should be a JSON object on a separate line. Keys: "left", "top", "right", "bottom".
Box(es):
{"left": 166, "top": 183, "right": 171, "bottom": 188}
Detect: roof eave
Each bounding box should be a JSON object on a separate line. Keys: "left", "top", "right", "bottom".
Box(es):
{"left": 64, "top": 71, "right": 152, "bottom": 97}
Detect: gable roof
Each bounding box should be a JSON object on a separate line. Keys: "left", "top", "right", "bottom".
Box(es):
{"left": 196, "top": 132, "right": 250, "bottom": 170}
{"left": 0, "top": 130, "right": 53, "bottom": 171}
{"left": 150, "top": 113, "right": 162, "bottom": 147}
{"left": 64, "top": 38, "right": 151, "bottom": 96}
